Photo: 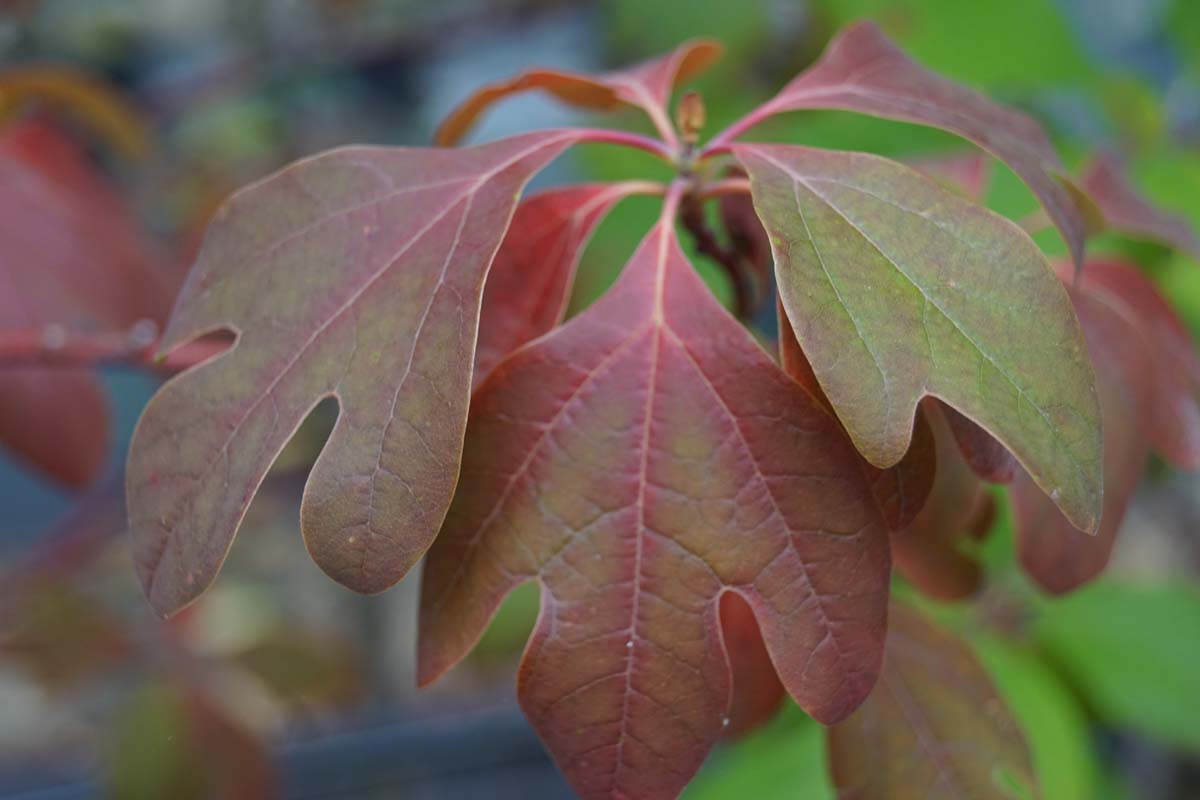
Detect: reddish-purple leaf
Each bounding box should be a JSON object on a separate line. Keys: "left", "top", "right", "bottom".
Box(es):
{"left": 435, "top": 39, "right": 722, "bottom": 146}
{"left": 939, "top": 403, "right": 1017, "bottom": 484}
{"left": 892, "top": 404, "right": 990, "bottom": 602}
{"left": 0, "top": 118, "right": 174, "bottom": 486}
{"left": 827, "top": 601, "right": 1037, "bottom": 800}
{"left": 909, "top": 151, "right": 992, "bottom": 203}
{"left": 738, "top": 142, "right": 1101, "bottom": 533}
{"left": 419, "top": 214, "right": 891, "bottom": 799}
{"left": 778, "top": 299, "right": 935, "bottom": 532}
{"left": 1014, "top": 279, "right": 1154, "bottom": 594}
{"left": 126, "top": 131, "right": 578, "bottom": 617}
{"left": 719, "top": 592, "right": 786, "bottom": 738}
{"left": 1078, "top": 259, "right": 1200, "bottom": 469}
{"left": 717, "top": 21, "right": 1088, "bottom": 267}
{"left": 474, "top": 181, "right": 653, "bottom": 386}
{"left": 1080, "top": 153, "right": 1200, "bottom": 260}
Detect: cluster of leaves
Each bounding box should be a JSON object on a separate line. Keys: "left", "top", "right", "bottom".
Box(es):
{"left": 8, "top": 19, "right": 1193, "bottom": 800}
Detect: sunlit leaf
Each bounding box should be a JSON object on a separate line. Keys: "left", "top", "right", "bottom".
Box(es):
{"left": 737, "top": 142, "right": 1102, "bottom": 532}
{"left": 725, "top": 21, "right": 1089, "bottom": 266}
{"left": 0, "top": 118, "right": 173, "bottom": 486}
{"left": 435, "top": 40, "right": 722, "bottom": 146}
{"left": 419, "top": 217, "right": 891, "bottom": 799}
{"left": 474, "top": 181, "right": 654, "bottom": 386}
{"left": 828, "top": 601, "right": 1038, "bottom": 800}
{"left": 126, "top": 131, "right": 578, "bottom": 616}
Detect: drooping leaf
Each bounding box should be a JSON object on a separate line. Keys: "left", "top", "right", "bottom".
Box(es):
{"left": 827, "top": 601, "right": 1038, "bottom": 800}
{"left": 940, "top": 403, "right": 1017, "bottom": 484}
{"left": 892, "top": 404, "right": 991, "bottom": 602}
{"left": 419, "top": 216, "right": 891, "bottom": 799}
{"left": 474, "top": 181, "right": 653, "bottom": 386}
{"left": 777, "top": 299, "right": 935, "bottom": 532}
{"left": 1012, "top": 267, "right": 1156, "bottom": 594}
{"left": 737, "top": 142, "right": 1102, "bottom": 533}
{"left": 723, "top": 21, "right": 1088, "bottom": 266}
{"left": 1034, "top": 581, "right": 1200, "bottom": 752}
{"left": 1077, "top": 259, "right": 1200, "bottom": 468}
{"left": 126, "top": 131, "right": 579, "bottom": 616}
{"left": 0, "top": 118, "right": 174, "bottom": 486}
{"left": 1080, "top": 153, "right": 1200, "bottom": 260}
{"left": 434, "top": 39, "right": 722, "bottom": 146}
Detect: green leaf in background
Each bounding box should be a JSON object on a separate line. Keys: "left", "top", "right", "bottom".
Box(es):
{"left": 973, "top": 634, "right": 1097, "bottom": 800}
{"left": 683, "top": 706, "right": 834, "bottom": 800}
{"left": 1033, "top": 581, "right": 1200, "bottom": 753}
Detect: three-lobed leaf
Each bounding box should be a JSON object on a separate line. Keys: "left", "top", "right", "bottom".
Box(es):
{"left": 127, "top": 130, "right": 579, "bottom": 616}
{"left": 737, "top": 142, "right": 1102, "bottom": 533}
{"left": 419, "top": 216, "right": 891, "bottom": 799}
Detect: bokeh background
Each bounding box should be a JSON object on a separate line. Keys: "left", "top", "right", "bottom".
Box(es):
{"left": 1, "top": 0, "right": 1199, "bottom": 797}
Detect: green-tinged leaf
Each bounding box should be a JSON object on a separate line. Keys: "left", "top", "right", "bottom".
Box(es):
{"left": 684, "top": 706, "right": 834, "bottom": 800}
{"left": 1034, "top": 581, "right": 1200, "bottom": 752}
{"left": 828, "top": 602, "right": 1038, "bottom": 800}
{"left": 419, "top": 216, "right": 892, "bottom": 799}
{"left": 126, "top": 131, "right": 578, "bottom": 616}
{"left": 973, "top": 635, "right": 1097, "bottom": 800}
{"left": 727, "top": 21, "right": 1089, "bottom": 266}
{"left": 736, "top": 143, "right": 1102, "bottom": 532}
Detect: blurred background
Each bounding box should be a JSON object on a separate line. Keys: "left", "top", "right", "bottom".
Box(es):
{"left": 1, "top": 0, "right": 1199, "bottom": 797}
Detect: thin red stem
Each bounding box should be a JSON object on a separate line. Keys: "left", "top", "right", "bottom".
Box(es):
{"left": 700, "top": 102, "right": 780, "bottom": 158}
{"left": 575, "top": 128, "right": 675, "bottom": 161}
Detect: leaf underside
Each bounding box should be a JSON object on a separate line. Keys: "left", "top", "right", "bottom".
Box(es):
{"left": 419, "top": 220, "right": 891, "bottom": 800}
{"left": 736, "top": 142, "right": 1102, "bottom": 534}
{"left": 126, "top": 130, "right": 578, "bottom": 616}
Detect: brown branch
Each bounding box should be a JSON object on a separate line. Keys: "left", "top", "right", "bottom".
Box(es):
{"left": 679, "top": 193, "right": 755, "bottom": 320}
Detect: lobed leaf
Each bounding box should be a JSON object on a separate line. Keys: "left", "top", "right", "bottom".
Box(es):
{"left": 126, "top": 130, "right": 578, "bottom": 617}
{"left": 434, "top": 39, "right": 722, "bottom": 146}
{"left": 419, "top": 216, "right": 891, "bottom": 799}
{"left": 0, "top": 119, "right": 174, "bottom": 486}
{"left": 474, "top": 181, "right": 653, "bottom": 386}
{"left": 940, "top": 403, "right": 1017, "bottom": 484}
{"left": 736, "top": 142, "right": 1102, "bottom": 533}
{"left": 725, "top": 21, "right": 1088, "bottom": 266}
{"left": 1080, "top": 153, "right": 1200, "bottom": 260}
{"left": 827, "top": 602, "right": 1038, "bottom": 800}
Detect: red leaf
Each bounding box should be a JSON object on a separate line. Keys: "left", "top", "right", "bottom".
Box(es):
{"left": 419, "top": 211, "right": 891, "bottom": 799}
{"left": 474, "top": 181, "right": 653, "bottom": 386}
{"left": 0, "top": 119, "right": 173, "bottom": 486}
{"left": 126, "top": 131, "right": 579, "bottom": 616}
{"left": 892, "top": 404, "right": 990, "bottom": 602}
{"left": 1078, "top": 259, "right": 1200, "bottom": 469}
{"left": 719, "top": 591, "right": 786, "bottom": 738}
{"left": 1014, "top": 266, "right": 1160, "bottom": 594}
{"left": 827, "top": 601, "right": 1037, "bottom": 800}
{"left": 1080, "top": 153, "right": 1200, "bottom": 260}
{"left": 435, "top": 40, "right": 722, "bottom": 146}
{"left": 719, "top": 21, "right": 1088, "bottom": 267}
{"left": 938, "top": 403, "right": 1017, "bottom": 484}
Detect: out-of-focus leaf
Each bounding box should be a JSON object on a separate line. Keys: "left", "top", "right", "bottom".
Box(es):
{"left": 435, "top": 40, "right": 722, "bottom": 146}
{"left": 738, "top": 143, "right": 1102, "bottom": 533}
{"left": 419, "top": 217, "right": 891, "bottom": 799}
{"left": 232, "top": 631, "right": 363, "bottom": 712}
{"left": 0, "top": 582, "right": 131, "bottom": 689}
{"left": 126, "top": 131, "right": 578, "bottom": 617}
{"left": 109, "top": 683, "right": 278, "bottom": 800}
{"left": 683, "top": 706, "right": 834, "bottom": 800}
{"left": 719, "top": 591, "right": 785, "bottom": 738}
{"left": 0, "top": 118, "right": 173, "bottom": 487}
{"left": 973, "top": 634, "right": 1097, "bottom": 800}
{"left": 475, "top": 182, "right": 652, "bottom": 386}
{"left": 910, "top": 151, "right": 992, "bottom": 202}
{"left": 1080, "top": 154, "right": 1200, "bottom": 260}
{"left": 0, "top": 66, "right": 148, "bottom": 158}
{"left": 828, "top": 602, "right": 1038, "bottom": 800}
{"left": 940, "top": 403, "right": 1018, "bottom": 484}
{"left": 1034, "top": 581, "right": 1200, "bottom": 752}
{"left": 727, "top": 21, "right": 1090, "bottom": 266}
